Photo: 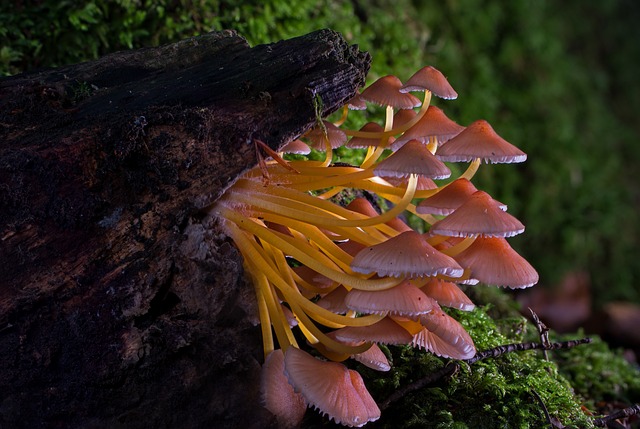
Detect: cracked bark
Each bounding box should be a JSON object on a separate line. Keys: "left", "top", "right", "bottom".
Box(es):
{"left": 0, "top": 29, "right": 370, "bottom": 429}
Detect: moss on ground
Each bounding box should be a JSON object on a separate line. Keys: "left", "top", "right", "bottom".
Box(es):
{"left": 361, "top": 306, "right": 593, "bottom": 429}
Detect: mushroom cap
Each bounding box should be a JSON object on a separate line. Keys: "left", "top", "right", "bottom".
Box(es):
{"left": 280, "top": 138, "right": 311, "bottom": 155}
{"left": 333, "top": 317, "right": 413, "bottom": 345}
{"left": 284, "top": 347, "right": 380, "bottom": 427}
{"left": 374, "top": 140, "right": 451, "bottom": 179}
{"left": 345, "top": 279, "right": 437, "bottom": 317}
{"left": 435, "top": 120, "right": 527, "bottom": 163}
{"left": 316, "top": 286, "right": 350, "bottom": 314}
{"left": 393, "top": 108, "right": 418, "bottom": 128}
{"left": 305, "top": 120, "right": 347, "bottom": 150}
{"left": 261, "top": 349, "right": 307, "bottom": 428}
{"left": 346, "top": 122, "right": 391, "bottom": 148}
{"left": 429, "top": 190, "right": 525, "bottom": 237}
{"left": 350, "top": 231, "right": 464, "bottom": 278}
{"left": 337, "top": 239, "right": 368, "bottom": 257}
{"left": 360, "top": 75, "right": 422, "bottom": 109}
{"left": 416, "top": 178, "right": 479, "bottom": 216}
{"left": 352, "top": 343, "right": 391, "bottom": 372}
{"left": 412, "top": 325, "right": 475, "bottom": 360}
{"left": 346, "top": 197, "right": 381, "bottom": 218}
{"left": 324, "top": 333, "right": 391, "bottom": 372}
{"left": 453, "top": 236, "right": 539, "bottom": 288}
{"left": 417, "top": 307, "right": 476, "bottom": 359}
{"left": 421, "top": 278, "right": 475, "bottom": 311}
{"left": 347, "top": 93, "right": 368, "bottom": 110}
{"left": 399, "top": 66, "right": 459, "bottom": 99}
{"left": 391, "top": 106, "right": 465, "bottom": 150}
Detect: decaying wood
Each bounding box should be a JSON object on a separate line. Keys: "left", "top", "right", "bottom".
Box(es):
{"left": 0, "top": 29, "right": 370, "bottom": 429}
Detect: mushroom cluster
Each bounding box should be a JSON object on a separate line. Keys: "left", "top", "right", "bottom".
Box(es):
{"left": 210, "top": 65, "right": 538, "bottom": 427}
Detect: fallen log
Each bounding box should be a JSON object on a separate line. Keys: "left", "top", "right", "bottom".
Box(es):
{"left": 0, "top": 29, "right": 370, "bottom": 429}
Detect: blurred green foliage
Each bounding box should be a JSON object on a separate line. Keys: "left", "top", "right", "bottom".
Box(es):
{"left": 2, "top": 0, "right": 639, "bottom": 305}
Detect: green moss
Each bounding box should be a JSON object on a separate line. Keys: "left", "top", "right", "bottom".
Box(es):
{"left": 554, "top": 332, "right": 640, "bottom": 414}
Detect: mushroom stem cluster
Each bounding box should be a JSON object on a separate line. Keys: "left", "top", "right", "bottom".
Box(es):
{"left": 210, "top": 65, "right": 538, "bottom": 427}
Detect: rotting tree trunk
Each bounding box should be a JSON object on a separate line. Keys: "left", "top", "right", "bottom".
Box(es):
{"left": 0, "top": 29, "right": 370, "bottom": 429}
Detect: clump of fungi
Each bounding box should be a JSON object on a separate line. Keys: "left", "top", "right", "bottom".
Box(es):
{"left": 210, "top": 65, "right": 538, "bottom": 427}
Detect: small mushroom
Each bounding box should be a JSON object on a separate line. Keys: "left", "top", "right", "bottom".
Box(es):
{"left": 305, "top": 120, "right": 348, "bottom": 150}
{"left": 280, "top": 138, "right": 311, "bottom": 155}
{"left": 351, "top": 230, "right": 464, "bottom": 278}
{"left": 399, "top": 65, "right": 459, "bottom": 100}
{"left": 429, "top": 190, "right": 525, "bottom": 237}
{"left": 374, "top": 140, "right": 451, "bottom": 179}
{"left": 453, "top": 236, "right": 539, "bottom": 288}
{"left": 417, "top": 306, "right": 476, "bottom": 359}
{"left": 420, "top": 278, "right": 475, "bottom": 311}
{"left": 345, "top": 279, "right": 437, "bottom": 317}
{"left": 261, "top": 349, "right": 307, "bottom": 428}
{"left": 333, "top": 317, "right": 414, "bottom": 345}
{"left": 416, "top": 178, "right": 479, "bottom": 215}
{"left": 391, "top": 105, "right": 465, "bottom": 150}
{"left": 284, "top": 347, "right": 381, "bottom": 427}
{"left": 360, "top": 75, "right": 422, "bottom": 109}
{"left": 436, "top": 119, "right": 527, "bottom": 164}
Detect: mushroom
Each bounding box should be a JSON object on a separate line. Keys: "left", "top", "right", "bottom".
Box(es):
{"left": 279, "top": 138, "right": 311, "bottom": 155}
{"left": 436, "top": 119, "right": 527, "bottom": 164}
{"left": 261, "top": 349, "right": 307, "bottom": 428}
{"left": 453, "top": 236, "right": 539, "bottom": 288}
{"left": 360, "top": 75, "right": 422, "bottom": 110}
{"left": 304, "top": 120, "right": 348, "bottom": 151}
{"left": 344, "top": 279, "right": 437, "bottom": 317}
{"left": 417, "top": 306, "right": 476, "bottom": 359}
{"left": 420, "top": 278, "right": 475, "bottom": 311}
{"left": 429, "top": 190, "right": 525, "bottom": 238}
{"left": 373, "top": 139, "right": 451, "bottom": 180}
{"left": 333, "top": 317, "right": 414, "bottom": 345}
{"left": 391, "top": 105, "right": 465, "bottom": 151}
{"left": 351, "top": 230, "right": 464, "bottom": 278}
{"left": 399, "top": 65, "right": 459, "bottom": 100}
{"left": 416, "top": 178, "right": 479, "bottom": 215}
{"left": 284, "top": 347, "right": 381, "bottom": 427}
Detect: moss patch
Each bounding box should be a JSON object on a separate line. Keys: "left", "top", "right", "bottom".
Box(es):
{"left": 354, "top": 307, "right": 591, "bottom": 428}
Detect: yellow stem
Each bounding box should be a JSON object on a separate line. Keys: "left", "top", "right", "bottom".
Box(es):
{"left": 460, "top": 158, "right": 482, "bottom": 181}
{"left": 251, "top": 262, "right": 297, "bottom": 350}
{"left": 252, "top": 273, "right": 274, "bottom": 359}
{"left": 286, "top": 293, "right": 372, "bottom": 355}
{"left": 219, "top": 209, "right": 404, "bottom": 291}
{"left": 438, "top": 235, "right": 477, "bottom": 257}
{"left": 253, "top": 210, "right": 387, "bottom": 247}
{"left": 316, "top": 186, "right": 344, "bottom": 199}
{"left": 320, "top": 134, "right": 333, "bottom": 167}
{"left": 228, "top": 174, "right": 417, "bottom": 229}
{"left": 333, "top": 105, "right": 349, "bottom": 127}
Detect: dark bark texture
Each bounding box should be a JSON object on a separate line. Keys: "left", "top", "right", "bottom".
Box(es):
{"left": 0, "top": 29, "right": 370, "bottom": 429}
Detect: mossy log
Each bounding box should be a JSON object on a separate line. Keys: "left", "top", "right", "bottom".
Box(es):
{"left": 0, "top": 29, "right": 370, "bottom": 429}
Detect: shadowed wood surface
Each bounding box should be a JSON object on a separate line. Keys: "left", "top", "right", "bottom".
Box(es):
{"left": 0, "top": 29, "right": 370, "bottom": 429}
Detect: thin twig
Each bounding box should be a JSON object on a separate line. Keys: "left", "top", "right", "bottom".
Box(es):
{"left": 593, "top": 404, "right": 640, "bottom": 427}
{"left": 530, "top": 308, "right": 551, "bottom": 361}
{"left": 530, "top": 389, "right": 556, "bottom": 429}
{"left": 465, "top": 338, "right": 592, "bottom": 365}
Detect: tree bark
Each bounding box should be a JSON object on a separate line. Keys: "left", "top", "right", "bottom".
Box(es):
{"left": 0, "top": 29, "right": 370, "bottom": 429}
